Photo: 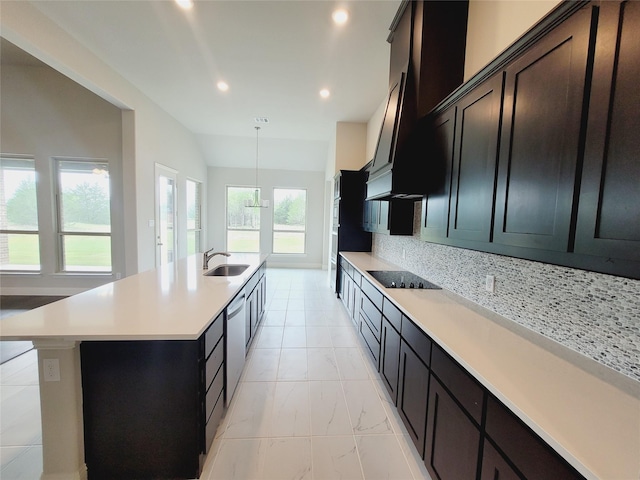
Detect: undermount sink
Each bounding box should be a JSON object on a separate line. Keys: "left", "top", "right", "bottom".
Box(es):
{"left": 204, "top": 264, "right": 249, "bottom": 277}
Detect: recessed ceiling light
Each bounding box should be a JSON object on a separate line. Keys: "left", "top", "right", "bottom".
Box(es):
{"left": 217, "top": 81, "right": 229, "bottom": 92}
{"left": 320, "top": 88, "right": 331, "bottom": 99}
{"left": 332, "top": 8, "right": 349, "bottom": 25}
{"left": 175, "top": 0, "right": 194, "bottom": 11}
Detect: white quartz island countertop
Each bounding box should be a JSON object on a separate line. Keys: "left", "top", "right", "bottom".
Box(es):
{"left": 0, "top": 253, "right": 269, "bottom": 341}
{"left": 341, "top": 252, "right": 640, "bottom": 480}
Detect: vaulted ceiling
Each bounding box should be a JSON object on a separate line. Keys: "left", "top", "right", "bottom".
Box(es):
{"left": 12, "top": 1, "right": 400, "bottom": 171}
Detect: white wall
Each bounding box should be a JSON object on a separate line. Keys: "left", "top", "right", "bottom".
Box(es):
{"left": 464, "top": 0, "right": 561, "bottom": 80}
{"left": 1, "top": 1, "right": 208, "bottom": 282}
{"left": 207, "top": 167, "right": 325, "bottom": 268}
{"left": 1, "top": 64, "right": 124, "bottom": 294}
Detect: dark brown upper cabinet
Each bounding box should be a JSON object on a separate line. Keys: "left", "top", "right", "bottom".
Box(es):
{"left": 449, "top": 74, "right": 504, "bottom": 243}
{"left": 421, "top": 107, "right": 456, "bottom": 242}
{"left": 492, "top": 6, "right": 594, "bottom": 252}
{"left": 575, "top": 0, "right": 640, "bottom": 262}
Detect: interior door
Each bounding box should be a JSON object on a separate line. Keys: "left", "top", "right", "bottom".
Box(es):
{"left": 155, "top": 164, "right": 178, "bottom": 267}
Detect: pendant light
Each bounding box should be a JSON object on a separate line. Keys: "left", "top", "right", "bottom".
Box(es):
{"left": 245, "top": 126, "right": 269, "bottom": 208}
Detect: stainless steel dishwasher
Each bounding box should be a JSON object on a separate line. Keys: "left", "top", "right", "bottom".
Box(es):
{"left": 225, "top": 289, "right": 246, "bottom": 406}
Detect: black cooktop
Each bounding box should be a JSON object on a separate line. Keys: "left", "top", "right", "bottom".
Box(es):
{"left": 367, "top": 270, "right": 440, "bottom": 290}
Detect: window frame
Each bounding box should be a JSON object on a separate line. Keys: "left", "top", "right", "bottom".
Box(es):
{"left": 0, "top": 156, "right": 41, "bottom": 272}
{"left": 225, "top": 185, "right": 261, "bottom": 253}
{"left": 272, "top": 187, "right": 307, "bottom": 255}
{"left": 186, "top": 179, "right": 202, "bottom": 255}
{"left": 53, "top": 157, "right": 113, "bottom": 273}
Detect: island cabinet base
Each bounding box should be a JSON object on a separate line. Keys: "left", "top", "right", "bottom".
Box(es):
{"left": 80, "top": 340, "right": 214, "bottom": 480}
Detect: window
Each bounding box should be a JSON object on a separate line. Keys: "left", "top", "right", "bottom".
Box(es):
{"left": 186, "top": 180, "right": 202, "bottom": 255}
{"left": 55, "top": 159, "right": 112, "bottom": 272}
{"left": 0, "top": 157, "right": 40, "bottom": 271}
{"left": 226, "top": 186, "right": 260, "bottom": 252}
{"left": 273, "top": 188, "right": 306, "bottom": 254}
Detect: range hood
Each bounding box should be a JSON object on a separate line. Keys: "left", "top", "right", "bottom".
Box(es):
{"left": 366, "top": 70, "right": 423, "bottom": 200}
{"left": 366, "top": 0, "right": 468, "bottom": 201}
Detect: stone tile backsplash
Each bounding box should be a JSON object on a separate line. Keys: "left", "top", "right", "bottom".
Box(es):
{"left": 373, "top": 206, "right": 640, "bottom": 383}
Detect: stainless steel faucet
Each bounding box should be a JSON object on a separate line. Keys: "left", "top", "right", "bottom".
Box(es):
{"left": 203, "top": 248, "right": 231, "bottom": 270}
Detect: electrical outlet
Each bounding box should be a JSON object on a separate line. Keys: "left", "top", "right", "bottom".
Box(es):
{"left": 486, "top": 275, "right": 495, "bottom": 293}
{"left": 402, "top": 248, "right": 406, "bottom": 260}
{"left": 43, "top": 359, "right": 61, "bottom": 382}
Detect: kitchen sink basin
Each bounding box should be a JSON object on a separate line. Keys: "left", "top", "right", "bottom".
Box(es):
{"left": 204, "top": 264, "right": 249, "bottom": 277}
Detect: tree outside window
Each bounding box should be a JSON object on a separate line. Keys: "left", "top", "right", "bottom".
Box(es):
{"left": 273, "top": 188, "right": 306, "bottom": 254}
{"left": 227, "top": 186, "right": 260, "bottom": 252}
{"left": 0, "top": 157, "right": 40, "bottom": 271}
{"left": 56, "top": 159, "right": 112, "bottom": 272}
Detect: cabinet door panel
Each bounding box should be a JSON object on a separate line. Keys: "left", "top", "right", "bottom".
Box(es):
{"left": 480, "top": 441, "right": 521, "bottom": 480}
{"left": 494, "top": 7, "right": 593, "bottom": 251}
{"left": 422, "top": 107, "right": 456, "bottom": 241}
{"left": 425, "top": 377, "right": 480, "bottom": 480}
{"left": 449, "top": 74, "right": 503, "bottom": 242}
{"left": 575, "top": 0, "right": 640, "bottom": 260}
{"left": 380, "top": 318, "right": 401, "bottom": 403}
{"left": 397, "top": 340, "right": 430, "bottom": 456}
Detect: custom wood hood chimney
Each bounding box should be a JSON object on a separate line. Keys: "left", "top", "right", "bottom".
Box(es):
{"left": 366, "top": 0, "right": 469, "bottom": 201}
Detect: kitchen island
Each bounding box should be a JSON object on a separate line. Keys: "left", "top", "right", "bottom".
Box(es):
{"left": 341, "top": 252, "right": 640, "bottom": 480}
{"left": 0, "top": 253, "right": 268, "bottom": 480}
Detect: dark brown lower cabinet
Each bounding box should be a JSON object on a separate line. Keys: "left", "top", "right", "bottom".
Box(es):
{"left": 485, "top": 395, "right": 584, "bottom": 480}
{"left": 397, "top": 339, "right": 430, "bottom": 455}
{"left": 81, "top": 341, "right": 204, "bottom": 480}
{"left": 480, "top": 441, "right": 520, "bottom": 480}
{"left": 425, "top": 376, "right": 481, "bottom": 480}
{"left": 380, "top": 317, "right": 401, "bottom": 402}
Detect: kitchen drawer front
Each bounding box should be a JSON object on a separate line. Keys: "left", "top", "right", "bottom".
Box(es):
{"left": 401, "top": 316, "right": 432, "bottom": 367}
{"left": 485, "top": 395, "right": 584, "bottom": 480}
{"left": 205, "top": 338, "right": 224, "bottom": 390}
{"left": 383, "top": 297, "right": 402, "bottom": 332}
{"left": 205, "top": 312, "right": 224, "bottom": 359}
{"left": 205, "top": 388, "right": 224, "bottom": 453}
{"left": 360, "top": 294, "right": 382, "bottom": 340}
{"left": 206, "top": 364, "right": 225, "bottom": 421}
{"left": 361, "top": 277, "right": 383, "bottom": 310}
{"left": 359, "top": 314, "right": 380, "bottom": 367}
{"left": 353, "top": 270, "right": 362, "bottom": 288}
{"left": 431, "top": 345, "right": 484, "bottom": 424}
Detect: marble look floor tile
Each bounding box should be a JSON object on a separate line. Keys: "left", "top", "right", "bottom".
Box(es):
{"left": 309, "top": 381, "right": 353, "bottom": 436}
{"left": 207, "top": 438, "right": 264, "bottom": 480}
{"left": 399, "top": 434, "right": 432, "bottom": 480}
{"left": 272, "top": 289, "right": 290, "bottom": 299}
{"left": 372, "top": 378, "right": 410, "bottom": 436}
{"left": 305, "top": 310, "right": 333, "bottom": 326}
{"left": 307, "top": 348, "right": 340, "bottom": 381}
{"left": 306, "top": 327, "right": 333, "bottom": 348}
{"left": 342, "top": 380, "right": 394, "bottom": 435}
{"left": 0, "top": 386, "right": 42, "bottom": 446}
{"left": 287, "top": 299, "right": 305, "bottom": 311}
{"left": 304, "top": 298, "right": 328, "bottom": 311}
{"left": 262, "top": 437, "right": 312, "bottom": 480}
{"left": 282, "top": 327, "right": 307, "bottom": 348}
{"left": 267, "top": 298, "right": 288, "bottom": 311}
{"left": 277, "top": 348, "right": 308, "bottom": 381}
{"left": 335, "top": 348, "right": 370, "bottom": 380}
{"left": 242, "top": 349, "right": 280, "bottom": 382}
{"left": 0, "top": 350, "right": 38, "bottom": 386}
{"left": 330, "top": 327, "right": 360, "bottom": 348}
{"left": 223, "top": 382, "right": 275, "bottom": 438}
{"left": 355, "top": 435, "right": 414, "bottom": 480}
{"left": 255, "top": 326, "right": 284, "bottom": 349}
{"left": 288, "top": 290, "right": 305, "bottom": 299}
{"left": 270, "top": 381, "right": 310, "bottom": 437}
{"left": 263, "top": 310, "right": 287, "bottom": 326}
{"left": 286, "top": 311, "right": 307, "bottom": 326}
{"left": 0, "top": 445, "right": 42, "bottom": 479}
{"left": 312, "top": 436, "right": 364, "bottom": 480}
